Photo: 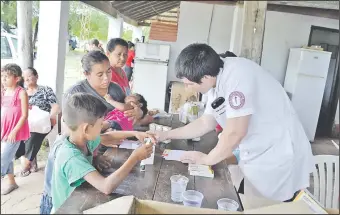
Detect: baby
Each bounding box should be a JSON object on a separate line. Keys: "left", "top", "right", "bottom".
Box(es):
{"left": 104, "top": 93, "right": 149, "bottom": 131}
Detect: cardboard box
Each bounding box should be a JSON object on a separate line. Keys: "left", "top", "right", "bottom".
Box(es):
{"left": 83, "top": 195, "right": 339, "bottom": 214}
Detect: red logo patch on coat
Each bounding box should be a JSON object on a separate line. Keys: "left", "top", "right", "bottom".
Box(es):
{"left": 228, "top": 91, "right": 245, "bottom": 110}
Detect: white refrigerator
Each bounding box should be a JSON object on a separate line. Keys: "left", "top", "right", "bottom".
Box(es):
{"left": 133, "top": 43, "right": 170, "bottom": 111}
{"left": 284, "top": 48, "right": 331, "bottom": 142}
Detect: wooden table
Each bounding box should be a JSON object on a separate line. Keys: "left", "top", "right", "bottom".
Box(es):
{"left": 56, "top": 115, "right": 242, "bottom": 214}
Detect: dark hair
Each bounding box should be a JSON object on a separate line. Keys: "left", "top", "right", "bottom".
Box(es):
{"left": 90, "top": 38, "right": 100, "bottom": 47}
{"left": 18, "top": 77, "right": 24, "bottom": 87}
{"left": 63, "top": 93, "right": 108, "bottom": 131}
{"left": 133, "top": 93, "right": 148, "bottom": 118}
{"left": 219, "top": 51, "right": 237, "bottom": 58}
{"left": 26, "top": 67, "right": 38, "bottom": 76}
{"left": 1, "top": 63, "right": 22, "bottom": 77}
{"left": 81, "top": 51, "right": 109, "bottom": 74}
{"left": 175, "top": 43, "right": 224, "bottom": 84}
{"left": 106, "top": 38, "right": 128, "bottom": 53}
{"left": 128, "top": 41, "right": 135, "bottom": 49}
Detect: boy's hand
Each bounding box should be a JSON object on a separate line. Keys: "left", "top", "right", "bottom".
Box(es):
{"left": 135, "top": 132, "right": 157, "bottom": 144}
{"left": 93, "top": 155, "right": 112, "bottom": 172}
{"left": 131, "top": 143, "right": 153, "bottom": 161}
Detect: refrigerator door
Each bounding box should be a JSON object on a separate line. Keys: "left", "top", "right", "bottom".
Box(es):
{"left": 291, "top": 74, "right": 327, "bottom": 141}
{"left": 133, "top": 61, "right": 168, "bottom": 111}
{"left": 135, "top": 43, "right": 170, "bottom": 63}
{"left": 298, "top": 49, "right": 331, "bottom": 78}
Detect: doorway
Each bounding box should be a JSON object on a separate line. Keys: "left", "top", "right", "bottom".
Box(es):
{"left": 308, "top": 25, "right": 339, "bottom": 137}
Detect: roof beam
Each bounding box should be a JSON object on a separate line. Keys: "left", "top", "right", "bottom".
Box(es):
{"left": 118, "top": 1, "right": 163, "bottom": 15}
{"left": 81, "top": 1, "right": 138, "bottom": 26}
{"left": 132, "top": 3, "right": 179, "bottom": 21}
{"left": 193, "top": 0, "right": 338, "bottom": 10}
{"left": 268, "top": 1, "right": 339, "bottom": 10}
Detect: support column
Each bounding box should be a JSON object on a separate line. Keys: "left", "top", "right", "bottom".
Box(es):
{"left": 107, "top": 17, "right": 123, "bottom": 40}
{"left": 229, "top": 3, "right": 244, "bottom": 56}
{"left": 36, "top": 1, "right": 69, "bottom": 104}
{"left": 132, "top": 26, "right": 143, "bottom": 42}
{"left": 240, "top": 1, "right": 267, "bottom": 64}
{"left": 17, "top": 1, "right": 33, "bottom": 69}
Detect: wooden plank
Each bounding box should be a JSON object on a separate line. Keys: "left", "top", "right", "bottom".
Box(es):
{"left": 269, "top": 1, "right": 339, "bottom": 10}
{"left": 240, "top": 1, "right": 267, "bottom": 65}
{"left": 192, "top": 131, "right": 242, "bottom": 210}
{"left": 153, "top": 114, "right": 195, "bottom": 203}
{"left": 55, "top": 183, "right": 124, "bottom": 214}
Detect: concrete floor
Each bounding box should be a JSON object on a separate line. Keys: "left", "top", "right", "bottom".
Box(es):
{"left": 1, "top": 138, "right": 339, "bottom": 214}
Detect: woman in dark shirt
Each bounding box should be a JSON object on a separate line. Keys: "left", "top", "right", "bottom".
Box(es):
{"left": 17, "top": 67, "right": 60, "bottom": 177}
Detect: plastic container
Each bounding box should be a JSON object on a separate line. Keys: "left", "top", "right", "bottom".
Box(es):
{"left": 182, "top": 190, "right": 204, "bottom": 208}
{"left": 170, "top": 175, "right": 189, "bottom": 202}
{"left": 217, "top": 198, "right": 239, "bottom": 211}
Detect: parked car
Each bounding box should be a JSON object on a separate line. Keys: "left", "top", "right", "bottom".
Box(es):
{"left": 1, "top": 32, "right": 18, "bottom": 65}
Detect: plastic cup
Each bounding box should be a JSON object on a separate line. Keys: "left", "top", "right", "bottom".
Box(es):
{"left": 182, "top": 190, "right": 204, "bottom": 208}
{"left": 217, "top": 198, "right": 239, "bottom": 211}
{"left": 170, "top": 175, "right": 189, "bottom": 202}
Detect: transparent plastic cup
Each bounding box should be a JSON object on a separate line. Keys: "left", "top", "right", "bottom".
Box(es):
{"left": 217, "top": 198, "right": 239, "bottom": 211}
{"left": 170, "top": 175, "right": 189, "bottom": 202}
{"left": 182, "top": 190, "right": 204, "bottom": 208}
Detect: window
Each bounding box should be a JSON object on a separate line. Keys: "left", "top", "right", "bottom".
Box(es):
{"left": 1, "top": 36, "right": 12, "bottom": 59}
{"left": 11, "top": 37, "right": 18, "bottom": 52}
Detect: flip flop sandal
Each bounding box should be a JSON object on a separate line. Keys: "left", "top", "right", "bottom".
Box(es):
{"left": 1, "top": 184, "right": 18, "bottom": 195}
{"left": 30, "top": 159, "right": 38, "bottom": 173}
{"left": 19, "top": 169, "right": 31, "bottom": 177}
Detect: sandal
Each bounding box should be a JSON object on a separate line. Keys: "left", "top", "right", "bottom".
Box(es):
{"left": 19, "top": 169, "right": 31, "bottom": 177}
{"left": 30, "top": 158, "right": 38, "bottom": 173}
{"left": 1, "top": 184, "right": 18, "bottom": 195}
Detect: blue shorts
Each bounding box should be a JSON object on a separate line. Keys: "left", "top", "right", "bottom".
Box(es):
{"left": 40, "top": 192, "right": 53, "bottom": 214}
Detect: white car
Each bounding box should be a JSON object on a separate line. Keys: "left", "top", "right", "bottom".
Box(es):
{"left": 1, "top": 32, "right": 18, "bottom": 66}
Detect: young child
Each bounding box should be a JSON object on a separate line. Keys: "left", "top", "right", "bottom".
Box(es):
{"left": 45, "top": 93, "right": 154, "bottom": 213}
{"left": 1, "top": 64, "right": 30, "bottom": 195}
{"left": 104, "top": 93, "right": 152, "bottom": 130}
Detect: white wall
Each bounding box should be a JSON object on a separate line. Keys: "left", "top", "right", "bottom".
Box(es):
{"left": 152, "top": 1, "right": 235, "bottom": 83}
{"left": 261, "top": 11, "right": 339, "bottom": 85}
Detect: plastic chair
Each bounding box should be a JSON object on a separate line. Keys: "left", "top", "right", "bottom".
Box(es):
{"left": 312, "top": 155, "right": 339, "bottom": 209}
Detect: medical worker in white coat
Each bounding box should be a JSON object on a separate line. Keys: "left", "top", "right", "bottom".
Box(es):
{"left": 152, "top": 43, "right": 314, "bottom": 202}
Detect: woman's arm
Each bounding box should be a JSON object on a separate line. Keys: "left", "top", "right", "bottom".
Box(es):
{"left": 12, "top": 90, "right": 29, "bottom": 133}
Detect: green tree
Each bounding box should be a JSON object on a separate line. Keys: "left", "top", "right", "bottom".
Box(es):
{"left": 122, "top": 29, "right": 133, "bottom": 42}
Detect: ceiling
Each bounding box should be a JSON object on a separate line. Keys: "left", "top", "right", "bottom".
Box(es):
{"left": 110, "top": 1, "right": 180, "bottom": 24}
{"left": 83, "top": 1, "right": 339, "bottom": 26}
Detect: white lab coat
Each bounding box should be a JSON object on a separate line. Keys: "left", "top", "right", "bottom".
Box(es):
{"left": 204, "top": 57, "right": 314, "bottom": 201}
